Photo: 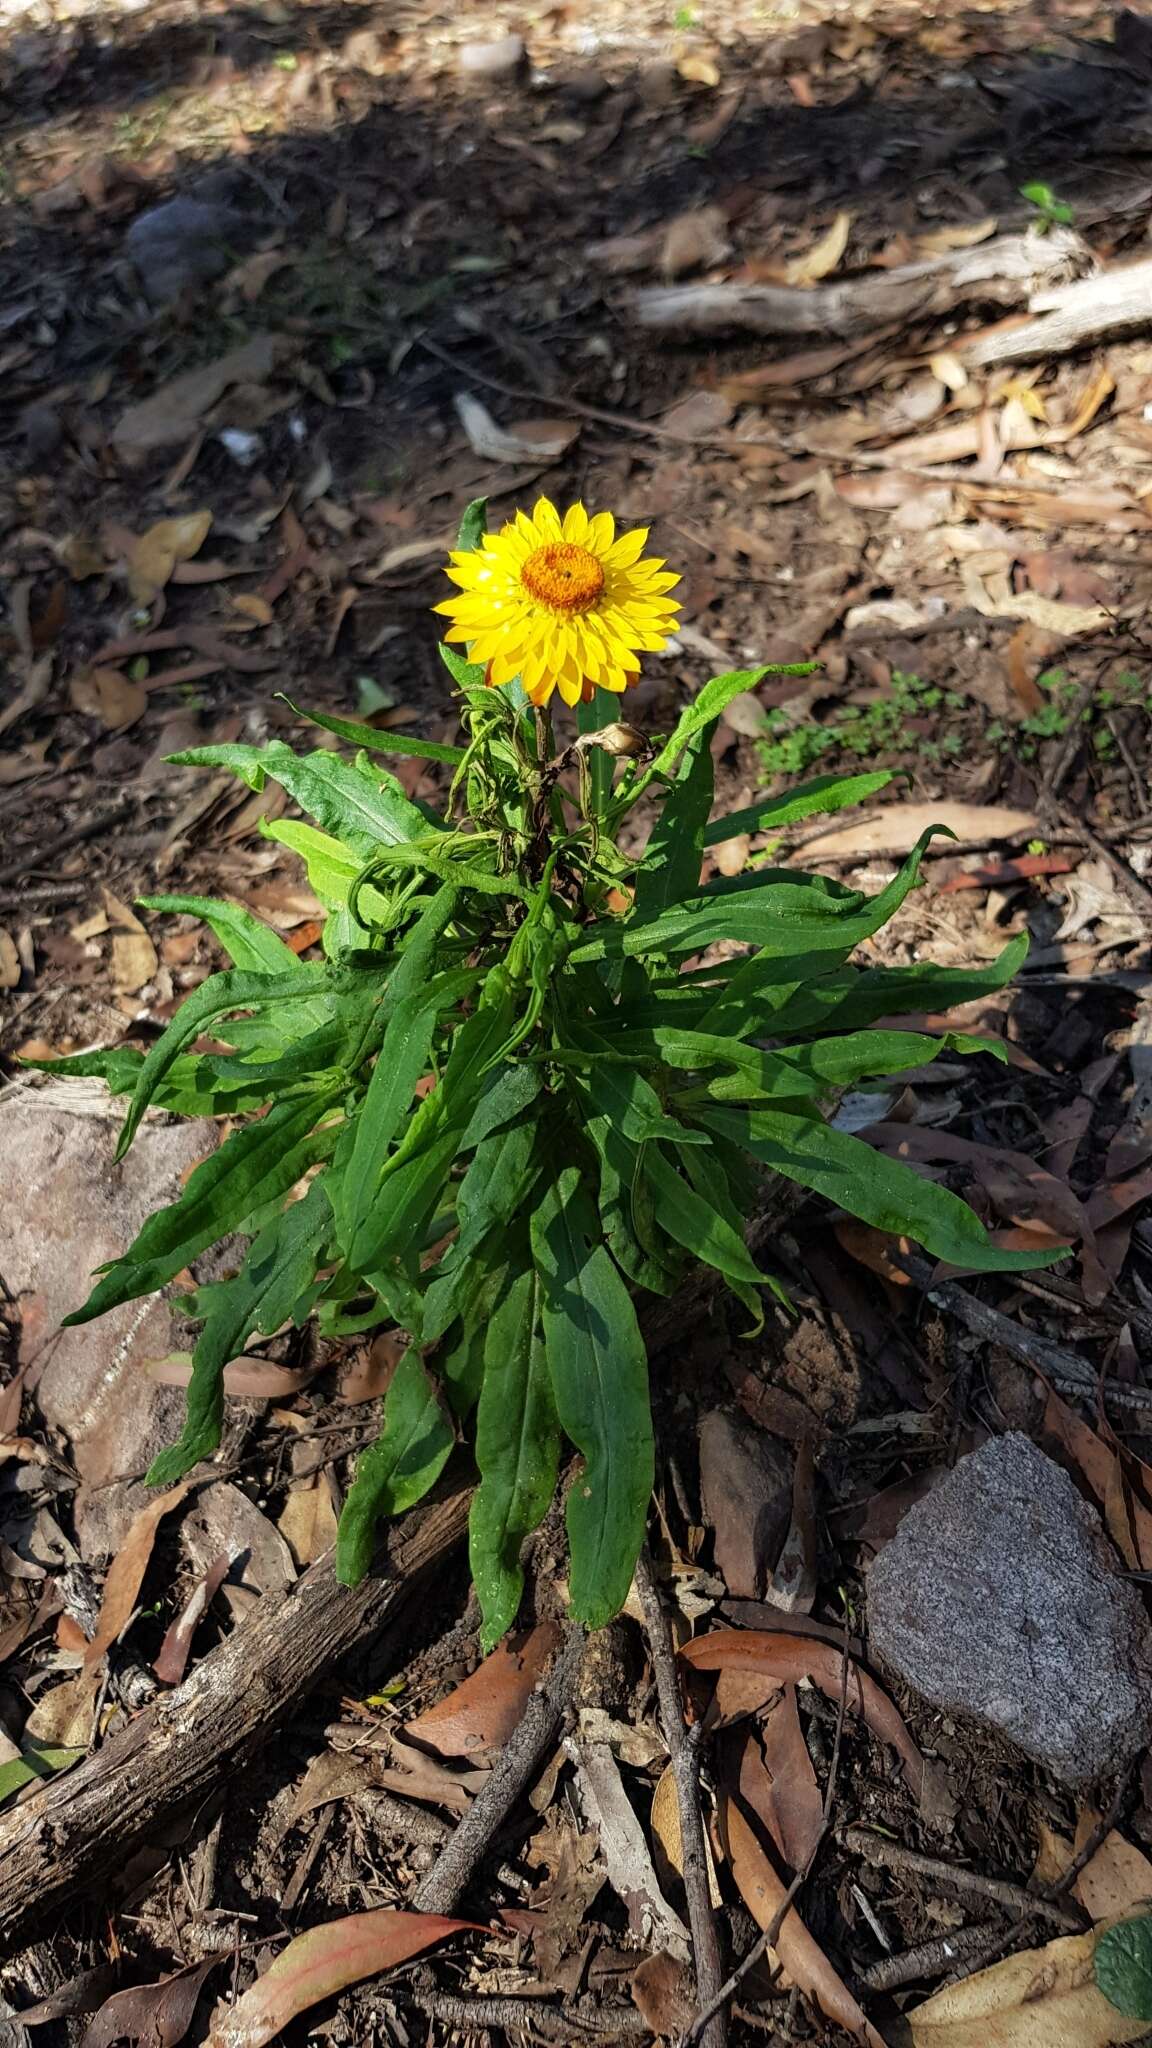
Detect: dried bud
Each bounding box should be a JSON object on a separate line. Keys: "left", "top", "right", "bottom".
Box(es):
{"left": 574, "top": 722, "right": 651, "bottom": 760}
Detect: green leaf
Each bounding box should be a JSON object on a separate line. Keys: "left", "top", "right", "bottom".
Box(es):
{"left": 584, "top": 1048, "right": 710, "bottom": 1144}
{"left": 643, "top": 1143, "right": 769, "bottom": 1293}
{"left": 573, "top": 828, "right": 940, "bottom": 965}
{"left": 66, "top": 1089, "right": 340, "bottom": 1325}
{"left": 457, "top": 496, "right": 488, "bottom": 552}
{"left": 20, "top": 1045, "right": 144, "bottom": 1094}
{"left": 531, "top": 1168, "right": 653, "bottom": 1627}
{"left": 1095, "top": 1918, "right": 1152, "bottom": 2020}
{"left": 460, "top": 1064, "right": 541, "bottom": 1149}
{"left": 648, "top": 665, "right": 817, "bottom": 783}
{"left": 338, "top": 975, "right": 469, "bottom": 1268}
{"left": 0, "top": 1747, "right": 83, "bottom": 1808}
{"left": 440, "top": 643, "right": 487, "bottom": 692}
{"left": 470, "top": 1264, "right": 561, "bottom": 1648}
{"left": 701, "top": 1104, "right": 1066, "bottom": 1271}
{"left": 147, "top": 1180, "right": 332, "bottom": 1484}
{"left": 704, "top": 769, "right": 895, "bottom": 845}
{"left": 168, "top": 742, "right": 430, "bottom": 859}
{"left": 336, "top": 1350, "right": 455, "bottom": 1584}
{"left": 763, "top": 934, "right": 1030, "bottom": 1037}
{"left": 136, "top": 895, "right": 308, "bottom": 977}
{"left": 633, "top": 725, "right": 714, "bottom": 920}
{"left": 279, "top": 698, "right": 464, "bottom": 766}
{"left": 113, "top": 965, "right": 332, "bottom": 1155}
{"left": 454, "top": 1116, "right": 542, "bottom": 1262}
{"left": 588, "top": 1116, "right": 680, "bottom": 1296}
{"left": 577, "top": 689, "right": 617, "bottom": 818}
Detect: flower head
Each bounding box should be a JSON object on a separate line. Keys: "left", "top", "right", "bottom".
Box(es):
{"left": 435, "top": 497, "right": 681, "bottom": 708}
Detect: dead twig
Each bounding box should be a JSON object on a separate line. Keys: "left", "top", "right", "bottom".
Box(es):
{"left": 1030, "top": 1767, "right": 1134, "bottom": 1903}
{"left": 410, "top": 1623, "right": 585, "bottom": 1915}
{"left": 860, "top": 1924, "right": 997, "bottom": 1993}
{"left": 635, "top": 1550, "right": 727, "bottom": 2048}
{"left": 0, "top": 800, "right": 135, "bottom": 886}
{"left": 683, "top": 1619, "right": 851, "bottom": 2046}
{"left": 842, "top": 1828, "right": 1085, "bottom": 1932}
{"left": 0, "top": 1487, "right": 471, "bottom": 1950}
{"left": 396, "top": 1987, "right": 650, "bottom": 2039}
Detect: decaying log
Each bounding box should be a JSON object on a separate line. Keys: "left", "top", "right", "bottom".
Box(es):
{"left": 632, "top": 229, "right": 1087, "bottom": 340}
{"left": 961, "top": 253, "right": 1152, "bottom": 366}
{"left": 0, "top": 1486, "right": 472, "bottom": 1952}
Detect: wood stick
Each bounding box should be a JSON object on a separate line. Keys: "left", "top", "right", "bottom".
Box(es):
{"left": 0, "top": 1486, "right": 471, "bottom": 1951}
{"left": 632, "top": 231, "right": 1085, "bottom": 340}
{"left": 411, "top": 1623, "right": 585, "bottom": 1914}
{"left": 635, "top": 1551, "right": 727, "bottom": 2048}
{"left": 962, "top": 253, "right": 1152, "bottom": 367}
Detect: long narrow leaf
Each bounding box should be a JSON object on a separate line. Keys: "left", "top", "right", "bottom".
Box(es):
{"left": 704, "top": 768, "right": 894, "bottom": 845}
{"left": 702, "top": 1104, "right": 1065, "bottom": 1271}
{"left": 470, "top": 1265, "right": 560, "bottom": 1648}
{"left": 336, "top": 1350, "right": 455, "bottom": 1584}
{"left": 280, "top": 698, "right": 464, "bottom": 765}
{"left": 136, "top": 894, "right": 310, "bottom": 978}
{"left": 168, "top": 742, "right": 431, "bottom": 857}
{"left": 633, "top": 724, "right": 714, "bottom": 919}
{"left": 531, "top": 1169, "right": 653, "bottom": 1626}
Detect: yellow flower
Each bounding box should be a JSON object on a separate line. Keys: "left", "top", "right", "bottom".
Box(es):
{"left": 435, "top": 497, "right": 681, "bottom": 708}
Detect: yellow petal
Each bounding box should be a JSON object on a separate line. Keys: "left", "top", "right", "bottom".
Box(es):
{"left": 606, "top": 526, "right": 649, "bottom": 567}
{"left": 586, "top": 510, "right": 616, "bottom": 554}
{"left": 562, "top": 503, "right": 590, "bottom": 544}
{"left": 532, "top": 496, "right": 562, "bottom": 539}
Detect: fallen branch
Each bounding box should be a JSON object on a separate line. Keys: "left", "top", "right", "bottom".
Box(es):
{"left": 0, "top": 1486, "right": 472, "bottom": 1951}
{"left": 632, "top": 231, "right": 1086, "bottom": 339}
{"left": 842, "top": 1827, "right": 1084, "bottom": 1933}
{"left": 962, "top": 254, "right": 1152, "bottom": 367}
{"left": 411, "top": 1623, "right": 585, "bottom": 1915}
{"left": 635, "top": 1550, "right": 727, "bottom": 2048}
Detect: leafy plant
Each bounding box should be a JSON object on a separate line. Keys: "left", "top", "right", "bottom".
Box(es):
{"left": 1020, "top": 180, "right": 1075, "bottom": 230}
{"left": 758, "top": 670, "right": 961, "bottom": 778}
{"left": 40, "top": 500, "right": 1055, "bottom": 1645}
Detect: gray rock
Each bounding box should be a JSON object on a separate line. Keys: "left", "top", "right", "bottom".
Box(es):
{"left": 458, "top": 33, "right": 526, "bottom": 80}
{"left": 2, "top": 1078, "right": 217, "bottom": 1537}
{"left": 868, "top": 1432, "right": 1152, "bottom": 1788}
{"left": 699, "top": 1409, "right": 793, "bottom": 1600}
{"left": 125, "top": 195, "right": 262, "bottom": 305}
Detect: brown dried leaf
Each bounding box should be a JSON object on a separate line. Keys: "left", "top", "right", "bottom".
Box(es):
{"left": 80, "top": 1960, "right": 220, "bottom": 2048}
{"left": 110, "top": 930, "right": 159, "bottom": 995}
{"left": 405, "top": 1623, "right": 561, "bottom": 1762}
{"left": 277, "top": 1479, "right": 339, "bottom": 1568}
{"left": 84, "top": 1482, "right": 193, "bottom": 1669}
{"left": 147, "top": 1352, "right": 320, "bottom": 1398}
{"left": 744, "top": 1686, "right": 824, "bottom": 1871}
{"left": 905, "top": 1923, "right": 1148, "bottom": 2044}
{"left": 677, "top": 51, "right": 720, "bottom": 85}
{"left": 784, "top": 211, "right": 852, "bottom": 287}
{"left": 69, "top": 667, "right": 146, "bottom": 731}
{"left": 0, "top": 930, "right": 20, "bottom": 991}
{"left": 153, "top": 1555, "right": 230, "bottom": 1686}
{"left": 801, "top": 802, "right": 1038, "bottom": 858}
{"left": 113, "top": 336, "right": 283, "bottom": 460}
{"left": 682, "top": 1631, "right": 941, "bottom": 1817}
{"left": 1073, "top": 1816, "right": 1152, "bottom": 1922}
{"left": 127, "top": 511, "right": 213, "bottom": 604}
{"left": 649, "top": 1761, "right": 722, "bottom": 1904}
{"left": 721, "top": 1794, "right": 887, "bottom": 2046}
{"left": 660, "top": 204, "right": 731, "bottom": 280}
{"left": 206, "top": 1911, "right": 482, "bottom": 2048}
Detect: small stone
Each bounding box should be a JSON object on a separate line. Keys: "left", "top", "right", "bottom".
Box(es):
{"left": 699, "top": 1409, "right": 793, "bottom": 1600}
{"left": 458, "top": 33, "right": 526, "bottom": 80}
{"left": 125, "top": 195, "right": 264, "bottom": 305}
{"left": 868, "top": 1433, "right": 1152, "bottom": 1789}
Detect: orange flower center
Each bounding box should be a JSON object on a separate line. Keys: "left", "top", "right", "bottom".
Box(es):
{"left": 520, "top": 541, "right": 605, "bottom": 615}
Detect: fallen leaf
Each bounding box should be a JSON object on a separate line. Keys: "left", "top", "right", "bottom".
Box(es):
{"left": 785, "top": 212, "right": 852, "bottom": 287}
{"left": 569, "top": 1737, "right": 691, "bottom": 1960}
{"left": 677, "top": 51, "right": 720, "bottom": 85}
{"left": 660, "top": 204, "right": 731, "bottom": 279}
{"left": 375, "top": 1733, "right": 487, "bottom": 1812}
{"left": 1005, "top": 622, "right": 1052, "bottom": 713}
{"left": 405, "top": 1624, "right": 561, "bottom": 1762}
{"left": 903, "top": 1921, "right": 1148, "bottom": 2045}
{"left": 930, "top": 351, "right": 971, "bottom": 392}
{"left": 916, "top": 217, "right": 998, "bottom": 256}
{"left": 147, "top": 1352, "right": 321, "bottom": 1398}
{"left": 801, "top": 802, "right": 1038, "bottom": 858}
{"left": 1074, "top": 1819, "right": 1152, "bottom": 1923}
{"left": 721, "top": 1793, "right": 887, "bottom": 2046}
{"left": 206, "top": 1911, "right": 482, "bottom": 2048}
{"left": 454, "top": 393, "right": 579, "bottom": 463}
{"left": 23, "top": 1669, "right": 98, "bottom": 1750}
{"left": 938, "top": 854, "right": 1075, "bottom": 893}
{"left": 338, "top": 1331, "right": 406, "bottom": 1404}
{"left": 681, "top": 1631, "right": 943, "bottom": 1818}
{"left": 1049, "top": 366, "right": 1116, "bottom": 444}
{"left": 127, "top": 511, "right": 213, "bottom": 604}
{"left": 285, "top": 1749, "right": 374, "bottom": 1829}
{"left": 69, "top": 667, "right": 146, "bottom": 730}
{"left": 110, "top": 930, "right": 159, "bottom": 995}
{"left": 84, "top": 1482, "right": 193, "bottom": 1669}
{"left": 80, "top": 1958, "right": 220, "bottom": 2048}
{"left": 649, "top": 1761, "right": 722, "bottom": 1904}
{"left": 15, "top": 1964, "right": 120, "bottom": 2027}
{"left": 277, "top": 1478, "right": 339, "bottom": 1568}
{"left": 962, "top": 560, "right": 1109, "bottom": 635}
{"left": 113, "top": 336, "right": 284, "bottom": 460}
{"left": 743, "top": 1686, "right": 824, "bottom": 1872}
{"left": 153, "top": 1555, "right": 230, "bottom": 1686}
{"left": 0, "top": 930, "right": 20, "bottom": 990}
{"left": 631, "top": 1950, "right": 696, "bottom": 2038}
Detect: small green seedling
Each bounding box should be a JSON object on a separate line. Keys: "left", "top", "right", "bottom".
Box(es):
{"left": 1020, "top": 181, "right": 1075, "bottom": 231}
